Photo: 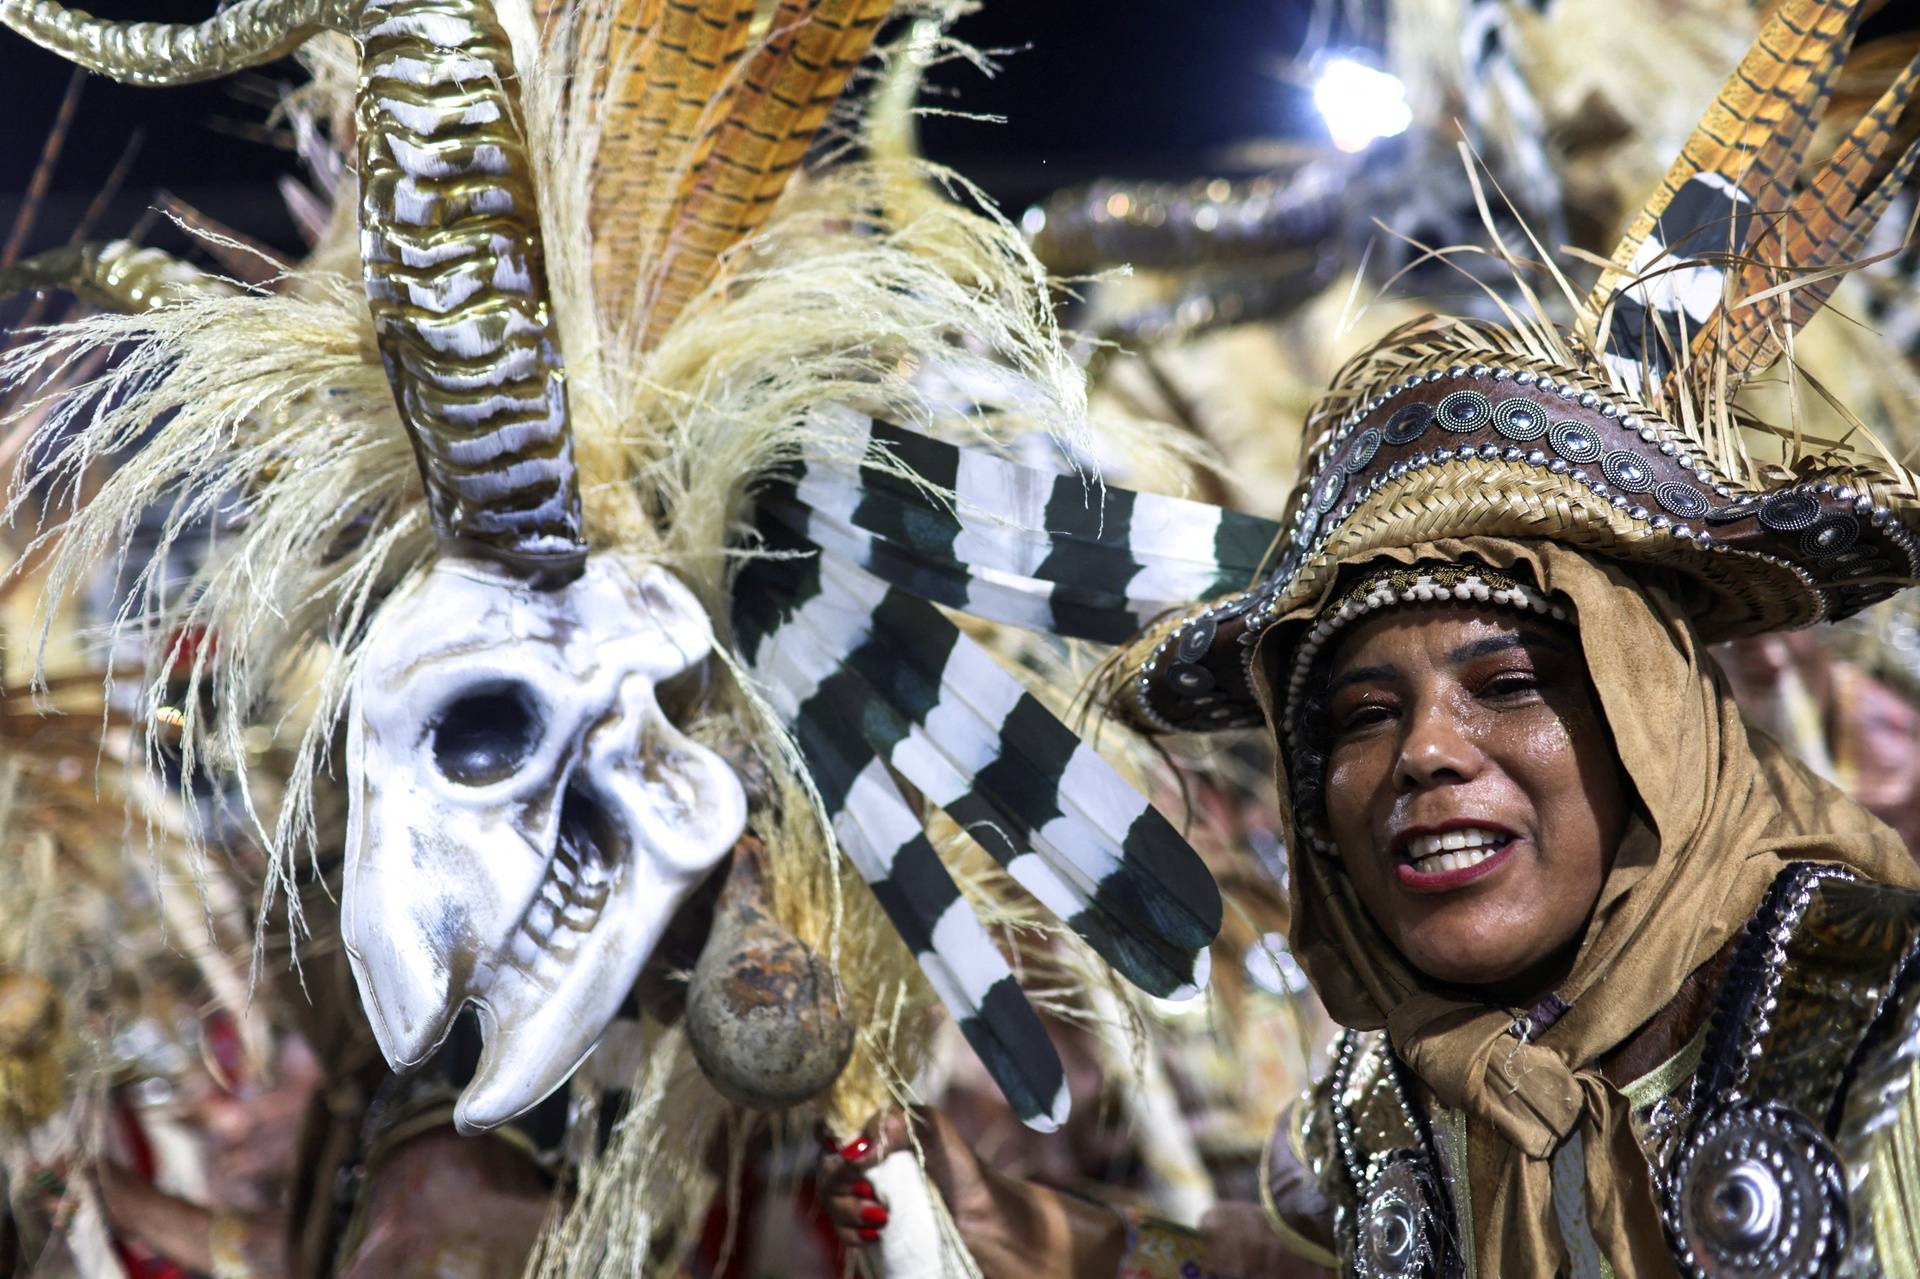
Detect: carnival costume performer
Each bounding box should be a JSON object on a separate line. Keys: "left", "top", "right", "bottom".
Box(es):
{"left": 821, "top": 1, "right": 1920, "bottom": 1275}
{"left": 0, "top": 0, "right": 1295, "bottom": 1268}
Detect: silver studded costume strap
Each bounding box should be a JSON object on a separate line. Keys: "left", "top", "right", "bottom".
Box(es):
{"left": 1662, "top": 863, "right": 1864, "bottom": 1279}
{"left": 1327, "top": 1030, "right": 1466, "bottom": 1279}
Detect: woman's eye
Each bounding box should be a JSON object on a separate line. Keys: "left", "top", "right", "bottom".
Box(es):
{"left": 1480, "top": 671, "right": 1542, "bottom": 700}
{"left": 1336, "top": 703, "right": 1396, "bottom": 733}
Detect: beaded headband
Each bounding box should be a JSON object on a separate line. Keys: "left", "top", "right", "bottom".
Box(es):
{"left": 1278, "top": 562, "right": 1570, "bottom": 756}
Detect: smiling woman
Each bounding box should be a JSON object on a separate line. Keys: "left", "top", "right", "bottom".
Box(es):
{"left": 1253, "top": 540, "right": 1920, "bottom": 1276}
{"left": 1304, "top": 588, "right": 1626, "bottom": 998}
{"left": 816, "top": 2, "right": 1920, "bottom": 1274}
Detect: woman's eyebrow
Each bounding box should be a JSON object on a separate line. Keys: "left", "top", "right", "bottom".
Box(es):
{"left": 1327, "top": 662, "right": 1396, "bottom": 697}
{"left": 1447, "top": 629, "right": 1575, "bottom": 663}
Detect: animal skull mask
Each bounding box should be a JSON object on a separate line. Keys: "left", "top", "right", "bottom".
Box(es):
{"left": 344, "top": 554, "right": 746, "bottom": 1132}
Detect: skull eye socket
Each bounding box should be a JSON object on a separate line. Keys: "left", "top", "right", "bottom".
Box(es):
{"left": 431, "top": 683, "right": 543, "bottom": 786}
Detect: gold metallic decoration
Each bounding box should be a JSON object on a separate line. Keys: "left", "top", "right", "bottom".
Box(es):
{"left": 356, "top": 0, "right": 586, "bottom": 579}
{"left": 1025, "top": 167, "right": 1346, "bottom": 278}
{"left": 0, "top": 240, "right": 222, "bottom": 313}
{"left": 0, "top": 0, "right": 352, "bottom": 86}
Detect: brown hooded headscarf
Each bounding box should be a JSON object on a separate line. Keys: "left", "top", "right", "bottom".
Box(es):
{"left": 1253, "top": 536, "right": 1920, "bottom": 1277}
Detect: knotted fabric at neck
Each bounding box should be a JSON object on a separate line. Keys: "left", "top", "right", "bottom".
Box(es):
{"left": 1252, "top": 538, "right": 1919, "bottom": 1276}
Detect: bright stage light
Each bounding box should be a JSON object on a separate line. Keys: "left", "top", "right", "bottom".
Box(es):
{"left": 1312, "top": 56, "right": 1412, "bottom": 154}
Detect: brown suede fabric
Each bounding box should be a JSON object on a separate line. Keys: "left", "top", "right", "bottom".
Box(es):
{"left": 1252, "top": 538, "right": 1920, "bottom": 1277}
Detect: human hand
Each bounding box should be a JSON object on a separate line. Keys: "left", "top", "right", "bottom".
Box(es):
{"left": 816, "top": 1108, "right": 1124, "bottom": 1279}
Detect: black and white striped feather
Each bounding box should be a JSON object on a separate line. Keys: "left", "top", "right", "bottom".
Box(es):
{"left": 734, "top": 416, "right": 1246, "bottom": 1128}
{"left": 734, "top": 546, "right": 1071, "bottom": 1129}
{"left": 1600, "top": 172, "right": 1757, "bottom": 392}
{"left": 759, "top": 412, "right": 1278, "bottom": 643}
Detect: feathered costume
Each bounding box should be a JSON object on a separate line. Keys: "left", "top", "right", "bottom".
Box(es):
{"left": 0, "top": 1, "right": 1324, "bottom": 1270}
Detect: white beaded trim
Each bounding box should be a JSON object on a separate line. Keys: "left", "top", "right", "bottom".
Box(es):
{"left": 1280, "top": 570, "right": 1568, "bottom": 754}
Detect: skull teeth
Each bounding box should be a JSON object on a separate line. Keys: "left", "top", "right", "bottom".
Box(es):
{"left": 516, "top": 785, "right": 621, "bottom": 970}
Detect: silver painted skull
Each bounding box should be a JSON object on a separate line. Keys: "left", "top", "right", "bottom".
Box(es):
{"left": 344, "top": 553, "right": 746, "bottom": 1132}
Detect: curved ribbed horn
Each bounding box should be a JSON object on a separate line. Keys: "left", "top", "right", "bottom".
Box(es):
{"left": 0, "top": 241, "right": 224, "bottom": 311}
{"left": 2, "top": 0, "right": 589, "bottom": 582}
{"left": 0, "top": 0, "right": 351, "bottom": 86}
{"left": 357, "top": 0, "right": 586, "bottom": 581}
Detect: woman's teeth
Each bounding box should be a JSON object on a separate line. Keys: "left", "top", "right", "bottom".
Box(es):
{"left": 1406, "top": 828, "right": 1508, "bottom": 873}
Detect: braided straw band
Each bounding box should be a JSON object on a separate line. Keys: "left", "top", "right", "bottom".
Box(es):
{"left": 1279, "top": 562, "right": 1569, "bottom": 759}
{"left": 1125, "top": 358, "right": 1920, "bottom": 737}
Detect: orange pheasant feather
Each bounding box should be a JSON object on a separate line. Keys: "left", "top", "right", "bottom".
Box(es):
{"left": 638, "top": 0, "right": 892, "bottom": 349}
{"left": 1693, "top": 51, "right": 1920, "bottom": 384}
{"left": 592, "top": 0, "right": 757, "bottom": 318}
{"left": 1592, "top": 0, "right": 1861, "bottom": 308}
{"left": 1588, "top": 0, "right": 1920, "bottom": 403}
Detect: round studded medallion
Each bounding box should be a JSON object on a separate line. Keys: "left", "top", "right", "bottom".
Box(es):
{"left": 1384, "top": 402, "right": 1433, "bottom": 445}
{"left": 1345, "top": 427, "right": 1385, "bottom": 473}
{"left": 1353, "top": 1151, "right": 1453, "bottom": 1279}
{"left": 1600, "top": 449, "right": 1655, "bottom": 493}
{"left": 1832, "top": 554, "right": 1890, "bottom": 581}
{"left": 1797, "top": 514, "right": 1859, "bottom": 559}
{"left": 1655, "top": 481, "right": 1711, "bottom": 520}
{"left": 1168, "top": 662, "right": 1214, "bottom": 695}
{"left": 1492, "top": 397, "right": 1550, "bottom": 442}
{"left": 1758, "top": 490, "right": 1822, "bottom": 533}
{"left": 1664, "top": 1103, "right": 1846, "bottom": 1279}
{"left": 1435, "top": 390, "right": 1492, "bottom": 433}
{"left": 1841, "top": 582, "right": 1901, "bottom": 608}
{"left": 1176, "top": 617, "right": 1216, "bottom": 663}
{"left": 1547, "top": 419, "right": 1603, "bottom": 465}
{"left": 1315, "top": 468, "right": 1347, "bottom": 514}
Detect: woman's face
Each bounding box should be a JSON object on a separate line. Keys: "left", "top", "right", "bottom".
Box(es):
{"left": 1318, "top": 603, "right": 1628, "bottom": 996}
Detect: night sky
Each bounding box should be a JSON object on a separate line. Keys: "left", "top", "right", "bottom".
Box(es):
{"left": 0, "top": 4, "right": 1322, "bottom": 262}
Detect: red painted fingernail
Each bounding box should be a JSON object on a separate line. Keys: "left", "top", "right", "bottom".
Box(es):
{"left": 851, "top": 1180, "right": 874, "bottom": 1199}
{"left": 860, "top": 1205, "right": 888, "bottom": 1225}
{"left": 858, "top": 1227, "right": 880, "bottom": 1241}
{"left": 840, "top": 1137, "right": 870, "bottom": 1161}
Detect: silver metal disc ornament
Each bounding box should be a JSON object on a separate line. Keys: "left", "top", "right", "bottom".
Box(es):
{"left": 1665, "top": 1102, "right": 1847, "bottom": 1279}
{"left": 1354, "top": 1150, "right": 1450, "bottom": 1279}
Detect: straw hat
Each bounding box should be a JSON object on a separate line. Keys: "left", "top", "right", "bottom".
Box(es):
{"left": 1119, "top": 0, "right": 1920, "bottom": 736}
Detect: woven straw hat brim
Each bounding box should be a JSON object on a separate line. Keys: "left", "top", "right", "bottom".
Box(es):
{"left": 1119, "top": 357, "right": 1920, "bottom": 735}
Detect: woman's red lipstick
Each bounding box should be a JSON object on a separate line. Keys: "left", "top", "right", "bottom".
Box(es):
{"left": 1390, "top": 821, "right": 1519, "bottom": 893}
{"left": 1394, "top": 840, "right": 1516, "bottom": 892}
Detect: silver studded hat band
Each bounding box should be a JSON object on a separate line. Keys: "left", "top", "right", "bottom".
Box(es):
{"left": 1118, "top": 353, "right": 1920, "bottom": 737}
